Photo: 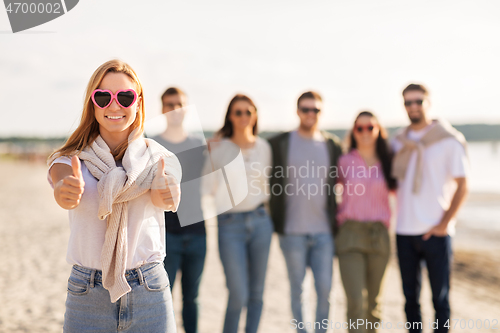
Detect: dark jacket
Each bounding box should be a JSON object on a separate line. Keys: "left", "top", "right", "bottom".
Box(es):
{"left": 267, "top": 130, "right": 342, "bottom": 235}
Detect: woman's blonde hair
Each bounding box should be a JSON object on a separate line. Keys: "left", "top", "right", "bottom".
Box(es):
{"left": 49, "top": 59, "right": 145, "bottom": 161}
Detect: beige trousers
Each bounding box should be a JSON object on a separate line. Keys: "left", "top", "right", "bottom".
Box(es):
{"left": 336, "top": 220, "right": 390, "bottom": 333}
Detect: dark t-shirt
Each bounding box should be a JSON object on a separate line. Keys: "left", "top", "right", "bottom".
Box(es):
{"left": 151, "top": 134, "right": 206, "bottom": 235}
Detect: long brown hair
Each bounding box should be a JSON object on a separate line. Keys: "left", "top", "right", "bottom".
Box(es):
{"left": 349, "top": 111, "right": 397, "bottom": 190}
{"left": 217, "top": 94, "right": 258, "bottom": 138}
{"left": 48, "top": 59, "right": 145, "bottom": 161}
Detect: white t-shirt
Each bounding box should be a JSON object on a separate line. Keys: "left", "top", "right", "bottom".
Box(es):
{"left": 202, "top": 136, "right": 271, "bottom": 214}
{"left": 392, "top": 125, "right": 469, "bottom": 236}
{"left": 48, "top": 156, "right": 165, "bottom": 269}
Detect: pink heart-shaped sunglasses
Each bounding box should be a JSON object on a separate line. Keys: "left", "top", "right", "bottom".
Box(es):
{"left": 91, "top": 89, "right": 138, "bottom": 109}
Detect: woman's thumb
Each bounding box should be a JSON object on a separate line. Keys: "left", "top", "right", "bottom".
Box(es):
{"left": 71, "top": 155, "right": 83, "bottom": 180}
{"left": 156, "top": 157, "right": 165, "bottom": 178}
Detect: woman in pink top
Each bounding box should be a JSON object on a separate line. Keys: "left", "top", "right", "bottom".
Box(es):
{"left": 336, "top": 111, "right": 396, "bottom": 333}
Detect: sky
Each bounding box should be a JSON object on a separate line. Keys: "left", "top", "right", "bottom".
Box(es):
{"left": 0, "top": 0, "right": 499, "bottom": 137}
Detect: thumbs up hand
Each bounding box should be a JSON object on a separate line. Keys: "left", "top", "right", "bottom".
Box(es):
{"left": 151, "top": 157, "right": 181, "bottom": 211}
{"left": 54, "top": 155, "right": 86, "bottom": 210}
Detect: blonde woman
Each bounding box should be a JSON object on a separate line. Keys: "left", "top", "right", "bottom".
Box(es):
{"left": 47, "top": 59, "right": 181, "bottom": 332}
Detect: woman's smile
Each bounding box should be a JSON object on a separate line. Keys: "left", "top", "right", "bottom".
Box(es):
{"left": 105, "top": 115, "right": 126, "bottom": 120}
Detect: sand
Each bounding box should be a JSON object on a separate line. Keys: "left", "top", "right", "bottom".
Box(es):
{"left": 0, "top": 159, "right": 499, "bottom": 333}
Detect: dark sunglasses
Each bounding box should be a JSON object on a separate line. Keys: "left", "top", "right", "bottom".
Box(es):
{"left": 299, "top": 107, "right": 321, "bottom": 114}
{"left": 163, "top": 103, "right": 184, "bottom": 110}
{"left": 234, "top": 110, "right": 253, "bottom": 117}
{"left": 92, "top": 89, "right": 138, "bottom": 109}
{"left": 355, "top": 125, "right": 375, "bottom": 133}
{"left": 404, "top": 99, "right": 423, "bottom": 107}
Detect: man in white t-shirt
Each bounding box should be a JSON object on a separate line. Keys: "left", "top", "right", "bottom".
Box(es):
{"left": 392, "top": 84, "right": 469, "bottom": 333}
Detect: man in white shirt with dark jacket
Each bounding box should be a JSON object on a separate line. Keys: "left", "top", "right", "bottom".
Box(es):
{"left": 392, "top": 84, "right": 469, "bottom": 333}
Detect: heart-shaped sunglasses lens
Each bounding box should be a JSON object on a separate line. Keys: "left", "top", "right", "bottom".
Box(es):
{"left": 93, "top": 91, "right": 112, "bottom": 108}
{"left": 117, "top": 91, "right": 136, "bottom": 108}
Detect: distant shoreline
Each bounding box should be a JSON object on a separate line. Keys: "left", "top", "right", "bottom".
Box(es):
{"left": 2, "top": 123, "right": 500, "bottom": 142}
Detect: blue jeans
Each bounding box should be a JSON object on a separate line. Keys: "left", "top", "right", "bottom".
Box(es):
{"left": 396, "top": 235, "right": 452, "bottom": 333}
{"left": 164, "top": 232, "right": 207, "bottom": 333}
{"left": 217, "top": 205, "right": 274, "bottom": 333}
{"left": 279, "top": 233, "right": 334, "bottom": 333}
{"left": 64, "top": 262, "right": 176, "bottom": 333}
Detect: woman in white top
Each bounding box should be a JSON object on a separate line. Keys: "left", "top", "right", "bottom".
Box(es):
{"left": 47, "top": 59, "right": 181, "bottom": 333}
{"left": 203, "top": 94, "right": 273, "bottom": 333}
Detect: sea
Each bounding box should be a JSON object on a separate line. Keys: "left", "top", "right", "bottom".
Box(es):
{"left": 457, "top": 141, "right": 500, "bottom": 232}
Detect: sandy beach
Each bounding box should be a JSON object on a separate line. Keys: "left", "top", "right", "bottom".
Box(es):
{"left": 0, "top": 159, "right": 499, "bottom": 333}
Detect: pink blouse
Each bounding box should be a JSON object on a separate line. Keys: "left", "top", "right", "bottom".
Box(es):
{"left": 336, "top": 149, "right": 391, "bottom": 228}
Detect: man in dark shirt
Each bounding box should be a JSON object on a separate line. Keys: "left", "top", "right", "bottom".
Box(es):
{"left": 268, "top": 91, "right": 342, "bottom": 333}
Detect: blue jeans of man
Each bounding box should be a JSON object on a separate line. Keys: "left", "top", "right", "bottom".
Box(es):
{"left": 396, "top": 235, "right": 452, "bottom": 333}
{"left": 217, "top": 205, "right": 274, "bottom": 333}
{"left": 279, "top": 233, "right": 334, "bottom": 333}
{"left": 164, "top": 232, "right": 207, "bottom": 333}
